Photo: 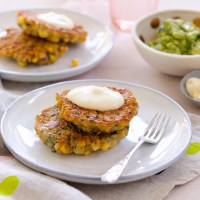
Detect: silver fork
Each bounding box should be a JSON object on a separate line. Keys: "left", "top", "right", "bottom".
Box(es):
{"left": 101, "top": 113, "right": 171, "bottom": 184}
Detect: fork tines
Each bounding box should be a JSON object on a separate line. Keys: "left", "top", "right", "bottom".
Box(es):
{"left": 143, "top": 113, "right": 171, "bottom": 143}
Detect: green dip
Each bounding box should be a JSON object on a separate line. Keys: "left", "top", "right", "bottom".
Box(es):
{"left": 148, "top": 18, "right": 200, "bottom": 55}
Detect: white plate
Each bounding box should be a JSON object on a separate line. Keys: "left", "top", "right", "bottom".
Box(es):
{"left": 0, "top": 9, "right": 113, "bottom": 82}
{"left": 1, "top": 80, "right": 192, "bottom": 184}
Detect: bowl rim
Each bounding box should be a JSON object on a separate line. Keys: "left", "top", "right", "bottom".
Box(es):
{"left": 132, "top": 9, "right": 200, "bottom": 59}
{"left": 180, "top": 70, "right": 200, "bottom": 103}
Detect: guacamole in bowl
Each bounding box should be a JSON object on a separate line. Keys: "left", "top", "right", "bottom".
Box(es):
{"left": 148, "top": 18, "right": 200, "bottom": 55}
{"left": 132, "top": 9, "right": 200, "bottom": 76}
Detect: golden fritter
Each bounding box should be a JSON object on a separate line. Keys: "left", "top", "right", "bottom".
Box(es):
{"left": 0, "top": 28, "right": 68, "bottom": 67}
{"left": 16, "top": 10, "right": 87, "bottom": 43}
{"left": 35, "top": 106, "right": 128, "bottom": 155}
{"left": 56, "top": 87, "right": 139, "bottom": 134}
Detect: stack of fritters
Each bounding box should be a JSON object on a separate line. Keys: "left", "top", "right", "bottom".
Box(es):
{"left": 35, "top": 87, "right": 139, "bottom": 155}
{"left": 0, "top": 10, "right": 87, "bottom": 67}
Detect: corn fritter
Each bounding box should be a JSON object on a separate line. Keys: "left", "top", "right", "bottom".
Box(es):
{"left": 16, "top": 10, "right": 87, "bottom": 43}
{"left": 35, "top": 106, "right": 129, "bottom": 155}
{"left": 0, "top": 28, "right": 68, "bottom": 66}
{"left": 56, "top": 87, "right": 139, "bottom": 134}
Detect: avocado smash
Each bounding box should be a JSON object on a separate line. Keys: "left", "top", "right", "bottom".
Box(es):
{"left": 148, "top": 18, "right": 200, "bottom": 55}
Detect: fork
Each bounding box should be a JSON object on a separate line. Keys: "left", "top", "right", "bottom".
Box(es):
{"left": 101, "top": 113, "right": 171, "bottom": 184}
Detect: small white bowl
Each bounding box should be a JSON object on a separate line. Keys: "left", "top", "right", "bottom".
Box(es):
{"left": 180, "top": 70, "right": 200, "bottom": 106}
{"left": 132, "top": 9, "right": 200, "bottom": 76}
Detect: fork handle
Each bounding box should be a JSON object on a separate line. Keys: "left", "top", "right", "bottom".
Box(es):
{"left": 101, "top": 139, "right": 144, "bottom": 183}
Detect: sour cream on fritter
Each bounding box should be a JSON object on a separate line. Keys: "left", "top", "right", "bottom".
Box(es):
{"left": 37, "top": 12, "right": 74, "bottom": 29}
{"left": 67, "top": 85, "right": 125, "bottom": 111}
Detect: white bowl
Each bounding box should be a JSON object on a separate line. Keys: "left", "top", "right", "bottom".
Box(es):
{"left": 132, "top": 9, "right": 200, "bottom": 76}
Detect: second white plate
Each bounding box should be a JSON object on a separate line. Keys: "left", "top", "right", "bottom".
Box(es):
{"left": 1, "top": 80, "right": 192, "bottom": 184}
{"left": 0, "top": 8, "right": 113, "bottom": 82}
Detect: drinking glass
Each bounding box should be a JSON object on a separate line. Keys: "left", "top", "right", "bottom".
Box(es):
{"left": 109, "top": 0, "right": 159, "bottom": 32}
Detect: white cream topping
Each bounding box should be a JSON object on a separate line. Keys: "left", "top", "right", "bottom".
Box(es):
{"left": 186, "top": 77, "right": 200, "bottom": 100}
{"left": 67, "top": 85, "right": 125, "bottom": 111}
{"left": 37, "top": 12, "right": 74, "bottom": 29}
{"left": 0, "top": 30, "right": 7, "bottom": 38}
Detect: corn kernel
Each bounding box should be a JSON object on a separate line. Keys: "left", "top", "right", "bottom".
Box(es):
{"left": 50, "top": 54, "right": 56, "bottom": 62}
{"left": 101, "top": 142, "right": 109, "bottom": 151}
{"left": 71, "top": 58, "right": 79, "bottom": 67}
{"left": 18, "top": 60, "right": 27, "bottom": 67}
{"left": 39, "top": 30, "right": 49, "bottom": 38}
{"left": 32, "top": 57, "right": 38, "bottom": 63}
{"left": 18, "top": 16, "right": 25, "bottom": 25}
{"left": 59, "top": 144, "right": 72, "bottom": 154}
{"left": 77, "top": 140, "right": 86, "bottom": 147}
{"left": 51, "top": 35, "right": 59, "bottom": 43}
{"left": 91, "top": 143, "right": 99, "bottom": 151}
{"left": 71, "top": 34, "right": 78, "bottom": 43}
{"left": 63, "top": 35, "right": 69, "bottom": 42}
{"left": 110, "top": 140, "right": 117, "bottom": 147}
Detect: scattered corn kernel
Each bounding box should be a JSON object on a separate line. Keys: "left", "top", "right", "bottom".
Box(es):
{"left": 17, "top": 60, "right": 27, "bottom": 67}
{"left": 71, "top": 58, "right": 79, "bottom": 67}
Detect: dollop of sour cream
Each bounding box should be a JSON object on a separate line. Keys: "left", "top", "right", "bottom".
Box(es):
{"left": 37, "top": 12, "right": 74, "bottom": 29}
{"left": 0, "top": 30, "right": 7, "bottom": 38}
{"left": 67, "top": 85, "right": 125, "bottom": 111}
{"left": 186, "top": 77, "right": 200, "bottom": 100}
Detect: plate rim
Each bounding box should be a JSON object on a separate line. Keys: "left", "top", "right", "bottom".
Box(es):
{"left": 0, "top": 79, "right": 192, "bottom": 184}
{"left": 0, "top": 8, "right": 114, "bottom": 81}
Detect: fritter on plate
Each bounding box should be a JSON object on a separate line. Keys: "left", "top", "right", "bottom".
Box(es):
{"left": 0, "top": 28, "right": 68, "bottom": 67}
{"left": 35, "top": 106, "right": 128, "bottom": 155}
{"left": 16, "top": 10, "right": 87, "bottom": 43}
{"left": 56, "top": 87, "right": 139, "bottom": 134}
